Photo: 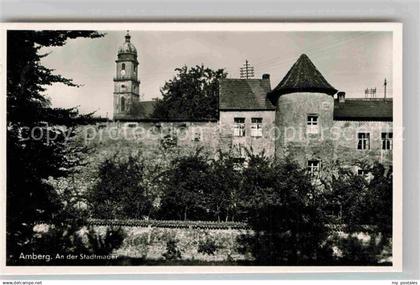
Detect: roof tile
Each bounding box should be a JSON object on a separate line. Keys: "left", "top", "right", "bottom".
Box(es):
{"left": 333, "top": 99, "right": 393, "bottom": 121}
{"left": 219, "top": 79, "right": 275, "bottom": 110}
{"left": 270, "top": 54, "right": 338, "bottom": 99}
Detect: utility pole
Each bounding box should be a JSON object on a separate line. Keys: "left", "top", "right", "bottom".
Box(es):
{"left": 240, "top": 59, "right": 255, "bottom": 79}
{"left": 384, "top": 78, "right": 387, "bottom": 100}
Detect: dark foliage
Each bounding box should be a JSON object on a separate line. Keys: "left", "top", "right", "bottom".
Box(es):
{"left": 198, "top": 238, "right": 217, "bottom": 256}
{"left": 157, "top": 149, "right": 242, "bottom": 222}
{"left": 237, "top": 154, "right": 332, "bottom": 265}
{"left": 151, "top": 65, "right": 227, "bottom": 120}
{"left": 333, "top": 231, "right": 391, "bottom": 265}
{"left": 11, "top": 226, "right": 126, "bottom": 265}
{"left": 87, "top": 227, "right": 127, "bottom": 256}
{"left": 331, "top": 162, "right": 393, "bottom": 237}
{"left": 328, "top": 162, "right": 393, "bottom": 264}
{"left": 7, "top": 30, "right": 103, "bottom": 264}
{"left": 160, "top": 133, "right": 178, "bottom": 150}
{"left": 209, "top": 150, "right": 243, "bottom": 222}
{"left": 158, "top": 150, "right": 214, "bottom": 220}
{"left": 162, "top": 239, "right": 182, "bottom": 260}
{"left": 88, "top": 154, "right": 153, "bottom": 219}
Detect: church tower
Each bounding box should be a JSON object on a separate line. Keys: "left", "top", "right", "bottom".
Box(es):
{"left": 113, "top": 31, "right": 140, "bottom": 119}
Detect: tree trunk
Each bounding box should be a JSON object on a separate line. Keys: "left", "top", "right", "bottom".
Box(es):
{"left": 184, "top": 207, "right": 187, "bottom": 221}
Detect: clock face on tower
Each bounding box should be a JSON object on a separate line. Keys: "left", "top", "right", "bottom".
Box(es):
{"left": 121, "top": 69, "right": 126, "bottom": 76}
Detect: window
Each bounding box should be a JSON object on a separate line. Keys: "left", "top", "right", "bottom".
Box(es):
{"left": 120, "top": 63, "right": 126, "bottom": 76}
{"left": 307, "top": 114, "right": 319, "bottom": 134}
{"left": 357, "top": 132, "right": 370, "bottom": 150}
{"left": 233, "top": 118, "right": 245, "bottom": 137}
{"left": 381, "top": 132, "right": 393, "bottom": 150}
{"left": 121, "top": 84, "right": 126, "bottom": 92}
{"left": 307, "top": 160, "right": 321, "bottom": 176}
{"left": 251, "top": 118, "right": 263, "bottom": 137}
{"left": 120, "top": 97, "right": 126, "bottom": 112}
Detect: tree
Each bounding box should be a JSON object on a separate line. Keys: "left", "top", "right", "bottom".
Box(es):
{"left": 329, "top": 165, "right": 368, "bottom": 230}
{"left": 7, "top": 30, "right": 103, "bottom": 264}
{"left": 331, "top": 162, "right": 392, "bottom": 235}
{"left": 238, "top": 154, "right": 332, "bottom": 265}
{"left": 88, "top": 153, "right": 153, "bottom": 219}
{"left": 158, "top": 150, "right": 213, "bottom": 220}
{"left": 151, "top": 65, "right": 227, "bottom": 120}
{"left": 366, "top": 163, "right": 392, "bottom": 237}
{"left": 329, "top": 162, "right": 393, "bottom": 265}
{"left": 208, "top": 150, "right": 243, "bottom": 222}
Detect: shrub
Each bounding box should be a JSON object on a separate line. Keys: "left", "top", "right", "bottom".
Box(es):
{"left": 158, "top": 150, "right": 213, "bottom": 221}
{"left": 88, "top": 153, "right": 153, "bottom": 219}
{"left": 162, "top": 239, "right": 182, "bottom": 260}
{"left": 85, "top": 226, "right": 126, "bottom": 255}
{"left": 198, "top": 238, "right": 217, "bottom": 255}
{"left": 237, "top": 154, "right": 332, "bottom": 265}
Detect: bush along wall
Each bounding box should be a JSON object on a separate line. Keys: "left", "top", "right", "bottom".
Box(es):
{"left": 92, "top": 224, "right": 392, "bottom": 265}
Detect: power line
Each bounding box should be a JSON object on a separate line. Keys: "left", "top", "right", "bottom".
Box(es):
{"left": 252, "top": 32, "right": 372, "bottom": 68}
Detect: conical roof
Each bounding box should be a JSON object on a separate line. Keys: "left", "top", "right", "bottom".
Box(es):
{"left": 270, "top": 54, "right": 337, "bottom": 99}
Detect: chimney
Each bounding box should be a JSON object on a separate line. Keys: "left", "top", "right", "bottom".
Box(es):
{"left": 338, "top": 91, "right": 346, "bottom": 103}
{"left": 262, "top": 73, "right": 270, "bottom": 80}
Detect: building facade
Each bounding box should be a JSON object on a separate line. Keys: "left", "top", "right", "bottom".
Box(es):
{"left": 112, "top": 34, "right": 393, "bottom": 171}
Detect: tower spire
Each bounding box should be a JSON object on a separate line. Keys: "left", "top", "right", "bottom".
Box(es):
{"left": 125, "top": 30, "right": 131, "bottom": 42}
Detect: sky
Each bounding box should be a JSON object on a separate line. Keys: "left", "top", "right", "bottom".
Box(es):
{"left": 40, "top": 31, "right": 393, "bottom": 118}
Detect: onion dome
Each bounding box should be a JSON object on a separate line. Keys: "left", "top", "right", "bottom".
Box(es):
{"left": 118, "top": 31, "right": 137, "bottom": 56}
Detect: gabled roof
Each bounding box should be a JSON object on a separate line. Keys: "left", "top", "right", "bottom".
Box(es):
{"left": 333, "top": 98, "right": 393, "bottom": 121}
{"left": 219, "top": 79, "right": 276, "bottom": 111}
{"left": 270, "top": 54, "right": 338, "bottom": 99}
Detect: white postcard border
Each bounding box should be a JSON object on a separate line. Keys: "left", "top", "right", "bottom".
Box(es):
{"left": 0, "top": 22, "right": 403, "bottom": 275}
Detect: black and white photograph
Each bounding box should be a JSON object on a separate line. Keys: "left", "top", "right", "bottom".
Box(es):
{"left": 1, "top": 23, "right": 402, "bottom": 273}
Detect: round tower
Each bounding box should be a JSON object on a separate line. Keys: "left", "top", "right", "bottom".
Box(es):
{"left": 269, "top": 54, "right": 337, "bottom": 165}
{"left": 113, "top": 31, "right": 140, "bottom": 119}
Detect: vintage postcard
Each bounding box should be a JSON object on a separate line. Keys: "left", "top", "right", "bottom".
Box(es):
{"left": 0, "top": 23, "right": 402, "bottom": 274}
